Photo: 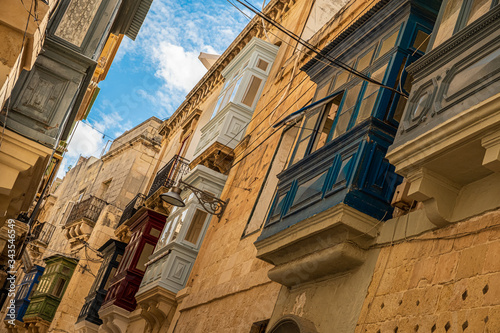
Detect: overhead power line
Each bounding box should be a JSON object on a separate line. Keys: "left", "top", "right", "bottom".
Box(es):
{"left": 234, "top": 0, "right": 408, "bottom": 99}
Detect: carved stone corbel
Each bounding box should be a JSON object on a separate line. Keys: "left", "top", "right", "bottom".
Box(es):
{"left": 136, "top": 287, "right": 177, "bottom": 333}
{"left": 482, "top": 131, "right": 500, "bottom": 172}
{"left": 406, "top": 168, "right": 460, "bottom": 227}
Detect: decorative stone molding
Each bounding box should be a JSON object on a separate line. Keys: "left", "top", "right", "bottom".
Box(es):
{"left": 405, "top": 168, "right": 460, "bottom": 228}
{"left": 387, "top": 92, "right": 500, "bottom": 226}
{"left": 268, "top": 314, "right": 318, "bottom": 333}
{"left": 98, "top": 305, "right": 131, "bottom": 333}
{"left": 144, "top": 187, "right": 171, "bottom": 216}
{"left": 75, "top": 320, "right": 100, "bottom": 333}
{"left": 255, "top": 204, "right": 378, "bottom": 287}
{"left": 482, "top": 132, "right": 500, "bottom": 172}
{"left": 114, "top": 224, "right": 131, "bottom": 244}
{"left": 189, "top": 142, "right": 235, "bottom": 175}
{"left": 136, "top": 286, "right": 177, "bottom": 333}
{"left": 23, "top": 318, "right": 50, "bottom": 333}
{"left": 64, "top": 219, "right": 94, "bottom": 246}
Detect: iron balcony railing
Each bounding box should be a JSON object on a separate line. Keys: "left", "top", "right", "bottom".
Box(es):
{"left": 117, "top": 193, "right": 146, "bottom": 227}
{"left": 66, "top": 196, "right": 107, "bottom": 226}
{"left": 31, "top": 222, "right": 56, "bottom": 245}
{"left": 147, "top": 155, "right": 189, "bottom": 198}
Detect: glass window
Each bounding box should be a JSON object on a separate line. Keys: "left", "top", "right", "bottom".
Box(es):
{"left": 315, "top": 81, "right": 331, "bottom": 101}
{"left": 270, "top": 193, "right": 287, "bottom": 219}
{"left": 413, "top": 30, "right": 430, "bottom": 52}
{"left": 291, "top": 171, "right": 328, "bottom": 207}
{"left": 171, "top": 210, "right": 187, "bottom": 242}
{"left": 185, "top": 210, "right": 208, "bottom": 244}
{"left": 332, "top": 71, "right": 349, "bottom": 91}
{"left": 467, "top": 0, "right": 493, "bottom": 24}
{"left": 377, "top": 29, "right": 399, "bottom": 59}
{"left": 356, "top": 63, "right": 388, "bottom": 124}
{"left": 433, "top": 0, "right": 465, "bottom": 47}
{"left": 356, "top": 48, "right": 375, "bottom": 71}
{"left": 242, "top": 76, "right": 263, "bottom": 107}
{"left": 160, "top": 218, "right": 174, "bottom": 244}
{"left": 135, "top": 243, "right": 155, "bottom": 271}
{"left": 331, "top": 83, "right": 362, "bottom": 139}
{"left": 104, "top": 267, "right": 117, "bottom": 290}
{"left": 312, "top": 95, "right": 343, "bottom": 152}
{"left": 51, "top": 277, "right": 66, "bottom": 298}
{"left": 289, "top": 108, "right": 321, "bottom": 165}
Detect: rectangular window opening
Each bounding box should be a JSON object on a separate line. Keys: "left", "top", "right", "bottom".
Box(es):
{"left": 185, "top": 210, "right": 208, "bottom": 244}
{"left": 242, "top": 76, "right": 263, "bottom": 107}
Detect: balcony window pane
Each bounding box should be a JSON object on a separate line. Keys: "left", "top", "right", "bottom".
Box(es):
{"left": 343, "top": 83, "right": 362, "bottom": 110}
{"left": 51, "top": 277, "right": 66, "bottom": 298}
{"left": 171, "top": 210, "right": 187, "bottom": 242}
{"left": 312, "top": 95, "right": 343, "bottom": 152}
{"left": 378, "top": 29, "right": 399, "bottom": 59}
{"left": 135, "top": 243, "right": 155, "bottom": 272}
{"left": 469, "top": 0, "right": 493, "bottom": 24}
{"left": 331, "top": 83, "right": 362, "bottom": 139}
{"left": 413, "top": 30, "right": 430, "bottom": 52}
{"left": 289, "top": 109, "right": 321, "bottom": 165}
{"left": 242, "top": 76, "right": 263, "bottom": 107}
{"left": 315, "top": 81, "right": 331, "bottom": 101}
{"left": 356, "top": 48, "right": 375, "bottom": 71}
{"left": 332, "top": 109, "right": 353, "bottom": 138}
{"left": 256, "top": 58, "right": 269, "bottom": 71}
{"left": 160, "top": 218, "right": 175, "bottom": 245}
{"left": 211, "top": 96, "right": 223, "bottom": 119}
{"left": 270, "top": 193, "right": 287, "bottom": 219}
{"left": 185, "top": 210, "right": 208, "bottom": 244}
{"left": 336, "top": 156, "right": 353, "bottom": 184}
{"left": 333, "top": 71, "right": 349, "bottom": 91}
{"left": 292, "top": 171, "right": 328, "bottom": 207}
{"left": 433, "top": 0, "right": 464, "bottom": 47}
{"left": 229, "top": 77, "right": 243, "bottom": 103}
{"left": 104, "top": 267, "right": 117, "bottom": 290}
{"left": 356, "top": 64, "right": 387, "bottom": 124}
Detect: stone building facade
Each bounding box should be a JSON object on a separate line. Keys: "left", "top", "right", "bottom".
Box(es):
{"left": 0, "top": 117, "right": 162, "bottom": 332}
{"left": 5, "top": 0, "right": 500, "bottom": 332}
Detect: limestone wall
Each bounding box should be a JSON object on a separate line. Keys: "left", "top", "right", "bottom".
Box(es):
{"left": 354, "top": 209, "right": 500, "bottom": 333}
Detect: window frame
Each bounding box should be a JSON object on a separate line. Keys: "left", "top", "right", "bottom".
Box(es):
{"left": 429, "top": 0, "right": 498, "bottom": 49}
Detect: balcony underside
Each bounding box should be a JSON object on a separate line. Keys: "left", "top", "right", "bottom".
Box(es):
{"left": 255, "top": 204, "right": 378, "bottom": 287}
{"left": 388, "top": 91, "right": 500, "bottom": 226}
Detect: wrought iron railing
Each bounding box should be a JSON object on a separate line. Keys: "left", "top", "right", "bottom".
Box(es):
{"left": 117, "top": 193, "right": 146, "bottom": 227}
{"left": 147, "top": 155, "right": 190, "bottom": 198}
{"left": 31, "top": 222, "right": 56, "bottom": 245}
{"left": 66, "top": 196, "right": 107, "bottom": 226}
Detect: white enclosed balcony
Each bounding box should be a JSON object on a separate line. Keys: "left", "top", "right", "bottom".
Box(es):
{"left": 192, "top": 38, "right": 279, "bottom": 167}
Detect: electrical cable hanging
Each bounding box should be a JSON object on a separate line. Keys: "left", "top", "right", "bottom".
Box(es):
{"left": 234, "top": 0, "right": 408, "bottom": 98}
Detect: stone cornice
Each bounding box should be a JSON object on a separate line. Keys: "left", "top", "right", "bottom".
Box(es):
{"left": 101, "top": 134, "right": 161, "bottom": 161}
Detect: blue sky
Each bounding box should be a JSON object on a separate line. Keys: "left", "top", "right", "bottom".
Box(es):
{"left": 59, "top": 0, "right": 259, "bottom": 177}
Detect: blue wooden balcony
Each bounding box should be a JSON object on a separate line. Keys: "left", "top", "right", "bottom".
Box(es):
{"left": 258, "top": 118, "right": 401, "bottom": 241}
{"left": 3, "top": 265, "right": 44, "bottom": 324}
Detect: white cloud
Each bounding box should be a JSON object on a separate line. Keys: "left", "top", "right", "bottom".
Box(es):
{"left": 113, "top": 0, "right": 255, "bottom": 118}
{"left": 152, "top": 42, "right": 207, "bottom": 92}
{"left": 57, "top": 122, "right": 106, "bottom": 178}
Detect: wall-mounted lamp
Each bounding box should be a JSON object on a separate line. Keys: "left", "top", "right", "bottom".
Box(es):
{"left": 160, "top": 181, "right": 228, "bottom": 218}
